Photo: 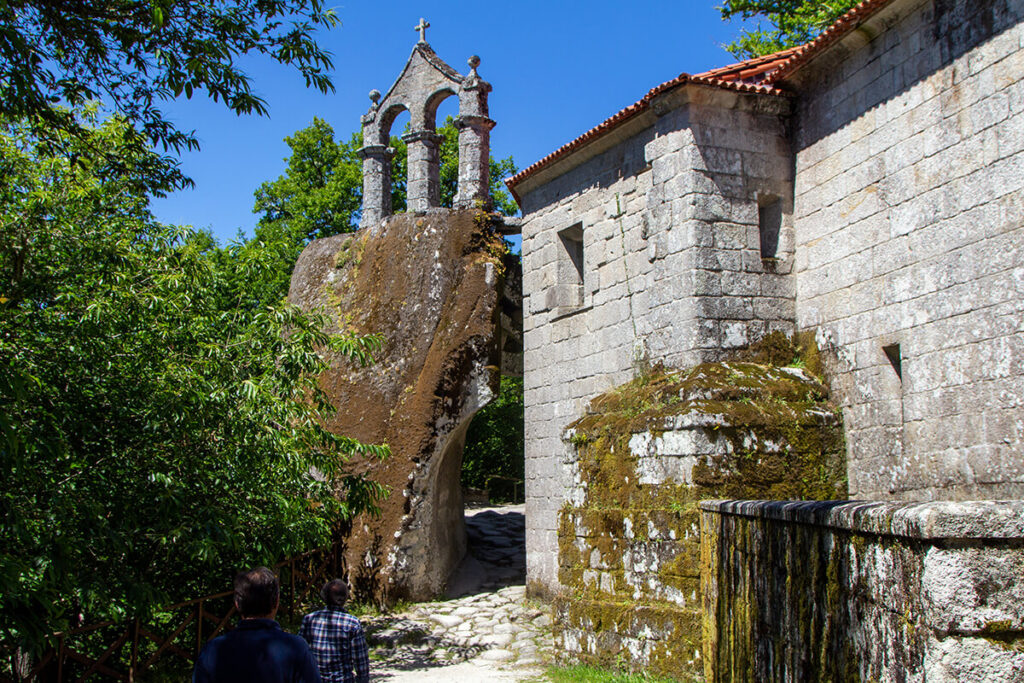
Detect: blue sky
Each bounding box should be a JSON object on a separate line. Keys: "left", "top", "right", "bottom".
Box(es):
{"left": 150, "top": 2, "right": 756, "bottom": 244}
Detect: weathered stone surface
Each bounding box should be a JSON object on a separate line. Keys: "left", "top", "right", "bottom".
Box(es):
{"left": 288, "top": 209, "right": 506, "bottom": 601}
{"left": 790, "top": 0, "right": 1024, "bottom": 501}
{"left": 553, "top": 339, "right": 847, "bottom": 680}
{"left": 512, "top": 0, "right": 1024, "bottom": 603}
{"left": 705, "top": 499, "right": 1024, "bottom": 540}
{"left": 701, "top": 499, "right": 1024, "bottom": 682}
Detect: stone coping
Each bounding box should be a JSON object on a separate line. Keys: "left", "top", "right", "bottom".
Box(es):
{"left": 700, "top": 499, "right": 1024, "bottom": 540}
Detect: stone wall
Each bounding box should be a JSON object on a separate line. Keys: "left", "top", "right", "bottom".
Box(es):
{"left": 701, "top": 499, "right": 1024, "bottom": 682}
{"left": 790, "top": 0, "right": 1024, "bottom": 499}
{"left": 518, "top": 87, "right": 796, "bottom": 590}
{"left": 552, "top": 349, "right": 846, "bottom": 680}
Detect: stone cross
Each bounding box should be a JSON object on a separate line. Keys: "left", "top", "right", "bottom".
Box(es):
{"left": 414, "top": 18, "right": 430, "bottom": 43}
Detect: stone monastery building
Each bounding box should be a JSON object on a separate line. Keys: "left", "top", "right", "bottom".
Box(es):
{"left": 506, "top": 0, "right": 1024, "bottom": 594}
{"left": 335, "top": 0, "right": 1024, "bottom": 677}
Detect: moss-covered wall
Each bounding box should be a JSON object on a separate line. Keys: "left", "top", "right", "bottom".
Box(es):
{"left": 554, "top": 333, "right": 847, "bottom": 681}
{"left": 701, "top": 500, "right": 1024, "bottom": 682}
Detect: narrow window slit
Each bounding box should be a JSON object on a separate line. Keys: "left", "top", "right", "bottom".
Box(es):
{"left": 551, "top": 223, "right": 585, "bottom": 310}
{"left": 559, "top": 224, "right": 584, "bottom": 287}
{"left": 758, "top": 196, "right": 782, "bottom": 259}
{"left": 883, "top": 343, "right": 902, "bottom": 381}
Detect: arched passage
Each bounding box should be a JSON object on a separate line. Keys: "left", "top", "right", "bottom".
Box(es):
{"left": 382, "top": 107, "right": 410, "bottom": 214}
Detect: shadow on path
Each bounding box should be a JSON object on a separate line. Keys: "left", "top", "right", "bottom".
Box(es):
{"left": 446, "top": 504, "right": 526, "bottom": 598}
{"left": 364, "top": 504, "right": 545, "bottom": 682}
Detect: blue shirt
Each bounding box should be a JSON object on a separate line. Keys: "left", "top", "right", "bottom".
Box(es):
{"left": 299, "top": 607, "right": 369, "bottom": 683}
{"left": 193, "top": 618, "right": 321, "bottom": 683}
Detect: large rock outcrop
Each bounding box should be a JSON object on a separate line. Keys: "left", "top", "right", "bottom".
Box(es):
{"left": 289, "top": 209, "right": 507, "bottom": 601}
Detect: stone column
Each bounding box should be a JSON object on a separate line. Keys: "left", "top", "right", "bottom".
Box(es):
{"left": 455, "top": 55, "right": 494, "bottom": 209}
{"left": 402, "top": 130, "right": 443, "bottom": 212}
{"left": 454, "top": 114, "right": 496, "bottom": 208}
{"left": 357, "top": 144, "right": 393, "bottom": 228}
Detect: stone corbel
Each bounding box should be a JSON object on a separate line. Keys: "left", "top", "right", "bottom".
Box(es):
{"left": 401, "top": 130, "right": 444, "bottom": 146}
{"left": 356, "top": 143, "right": 394, "bottom": 159}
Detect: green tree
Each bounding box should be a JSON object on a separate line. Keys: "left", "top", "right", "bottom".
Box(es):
{"left": 461, "top": 376, "right": 525, "bottom": 503}
{"left": 435, "top": 120, "right": 520, "bottom": 218}
{"left": 249, "top": 116, "right": 518, "bottom": 302}
{"left": 720, "top": 0, "right": 861, "bottom": 59}
{"left": 0, "top": 112, "right": 387, "bottom": 653}
{"left": 0, "top": 1, "right": 338, "bottom": 153}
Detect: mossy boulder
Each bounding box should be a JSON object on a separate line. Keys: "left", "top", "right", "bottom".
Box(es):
{"left": 289, "top": 209, "right": 507, "bottom": 603}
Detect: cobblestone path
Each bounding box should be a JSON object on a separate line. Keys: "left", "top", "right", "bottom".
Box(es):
{"left": 365, "top": 505, "right": 554, "bottom": 681}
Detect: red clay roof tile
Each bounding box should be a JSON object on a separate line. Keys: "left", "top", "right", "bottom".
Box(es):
{"left": 767, "top": 0, "right": 898, "bottom": 83}
{"left": 505, "top": 67, "right": 788, "bottom": 195}
{"left": 506, "top": 0, "right": 899, "bottom": 197}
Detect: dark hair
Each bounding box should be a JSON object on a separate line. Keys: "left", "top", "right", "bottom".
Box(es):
{"left": 234, "top": 567, "right": 279, "bottom": 617}
{"left": 320, "top": 579, "right": 350, "bottom": 608}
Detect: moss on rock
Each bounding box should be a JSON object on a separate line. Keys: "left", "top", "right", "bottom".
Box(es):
{"left": 556, "top": 333, "right": 847, "bottom": 680}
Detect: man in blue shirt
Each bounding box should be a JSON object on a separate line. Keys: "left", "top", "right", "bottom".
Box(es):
{"left": 300, "top": 579, "right": 370, "bottom": 683}
{"left": 193, "top": 567, "right": 321, "bottom": 683}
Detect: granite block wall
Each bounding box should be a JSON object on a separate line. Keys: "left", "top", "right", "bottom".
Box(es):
{"left": 518, "top": 88, "right": 795, "bottom": 590}
{"left": 791, "top": 0, "right": 1024, "bottom": 499}
{"left": 702, "top": 500, "right": 1024, "bottom": 682}
{"left": 551, "top": 358, "right": 845, "bottom": 680}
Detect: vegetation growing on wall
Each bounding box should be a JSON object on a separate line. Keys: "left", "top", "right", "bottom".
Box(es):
{"left": 569, "top": 338, "right": 844, "bottom": 507}
{"left": 555, "top": 332, "right": 847, "bottom": 680}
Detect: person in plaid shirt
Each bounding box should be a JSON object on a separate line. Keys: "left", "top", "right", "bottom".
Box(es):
{"left": 300, "top": 579, "right": 369, "bottom": 683}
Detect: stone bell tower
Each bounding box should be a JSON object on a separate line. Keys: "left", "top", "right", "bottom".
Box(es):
{"left": 358, "top": 19, "right": 495, "bottom": 228}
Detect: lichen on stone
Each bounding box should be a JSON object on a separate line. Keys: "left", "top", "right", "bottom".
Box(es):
{"left": 555, "top": 332, "right": 848, "bottom": 680}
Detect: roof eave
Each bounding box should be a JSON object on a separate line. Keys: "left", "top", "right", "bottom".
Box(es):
{"left": 507, "top": 77, "right": 788, "bottom": 198}
{"left": 766, "top": 0, "right": 900, "bottom": 84}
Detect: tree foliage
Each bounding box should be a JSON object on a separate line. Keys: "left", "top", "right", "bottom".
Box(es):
{"left": 0, "top": 1, "right": 338, "bottom": 152}
{"left": 0, "top": 113, "right": 387, "bottom": 652}
{"left": 249, "top": 116, "right": 518, "bottom": 302}
{"left": 461, "top": 376, "right": 525, "bottom": 503}
{"left": 720, "top": 0, "right": 861, "bottom": 58}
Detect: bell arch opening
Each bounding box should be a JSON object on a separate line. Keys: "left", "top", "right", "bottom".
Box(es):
{"left": 384, "top": 108, "right": 410, "bottom": 214}
{"left": 377, "top": 104, "right": 408, "bottom": 141}
{"left": 424, "top": 88, "right": 457, "bottom": 131}
{"left": 433, "top": 94, "right": 462, "bottom": 209}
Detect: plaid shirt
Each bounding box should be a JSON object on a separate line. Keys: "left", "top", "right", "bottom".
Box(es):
{"left": 299, "top": 607, "right": 369, "bottom": 683}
